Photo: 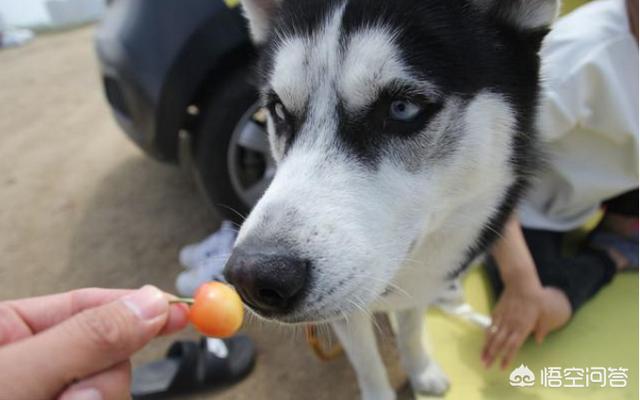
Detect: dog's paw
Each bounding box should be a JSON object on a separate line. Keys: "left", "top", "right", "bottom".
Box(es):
{"left": 409, "top": 363, "right": 450, "bottom": 396}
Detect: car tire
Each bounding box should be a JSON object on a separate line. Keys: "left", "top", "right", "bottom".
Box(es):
{"left": 194, "top": 65, "right": 274, "bottom": 224}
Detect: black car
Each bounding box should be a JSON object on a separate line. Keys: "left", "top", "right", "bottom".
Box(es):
{"left": 95, "top": 0, "right": 274, "bottom": 222}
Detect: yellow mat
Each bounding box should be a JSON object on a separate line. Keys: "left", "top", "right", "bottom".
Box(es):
{"left": 421, "top": 268, "right": 638, "bottom": 399}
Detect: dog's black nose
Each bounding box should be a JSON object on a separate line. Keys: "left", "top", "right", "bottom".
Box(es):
{"left": 224, "top": 248, "right": 309, "bottom": 314}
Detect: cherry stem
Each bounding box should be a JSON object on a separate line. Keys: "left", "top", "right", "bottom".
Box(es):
{"left": 170, "top": 297, "right": 195, "bottom": 305}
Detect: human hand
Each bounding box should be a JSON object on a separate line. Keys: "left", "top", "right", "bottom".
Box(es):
{"left": 482, "top": 283, "right": 544, "bottom": 370}
{"left": 0, "top": 285, "right": 190, "bottom": 400}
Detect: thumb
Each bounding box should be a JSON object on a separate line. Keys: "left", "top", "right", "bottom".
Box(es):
{"left": 0, "top": 285, "right": 169, "bottom": 400}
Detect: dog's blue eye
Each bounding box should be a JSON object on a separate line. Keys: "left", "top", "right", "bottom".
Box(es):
{"left": 389, "top": 100, "right": 421, "bottom": 121}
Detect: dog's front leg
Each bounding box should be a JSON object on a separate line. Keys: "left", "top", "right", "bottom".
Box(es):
{"left": 395, "top": 308, "right": 449, "bottom": 396}
{"left": 332, "top": 313, "right": 395, "bottom": 400}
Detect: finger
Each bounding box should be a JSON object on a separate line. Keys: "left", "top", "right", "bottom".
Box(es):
{"left": 0, "top": 304, "right": 188, "bottom": 348}
{"left": 481, "top": 317, "right": 501, "bottom": 357}
{"left": 1, "top": 289, "right": 188, "bottom": 345}
{"left": 486, "top": 313, "right": 502, "bottom": 340}
{"left": 160, "top": 303, "right": 190, "bottom": 335}
{"left": 2, "top": 288, "right": 133, "bottom": 336}
{"left": 482, "top": 327, "right": 495, "bottom": 360}
{"left": 0, "top": 302, "right": 35, "bottom": 346}
{"left": 483, "top": 326, "right": 509, "bottom": 368}
{"left": 534, "top": 321, "right": 551, "bottom": 344}
{"left": 0, "top": 286, "right": 171, "bottom": 400}
{"left": 500, "top": 332, "right": 526, "bottom": 370}
{"left": 58, "top": 361, "right": 131, "bottom": 400}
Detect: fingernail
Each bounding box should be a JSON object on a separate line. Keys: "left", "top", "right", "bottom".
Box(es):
{"left": 122, "top": 285, "right": 167, "bottom": 321}
{"left": 62, "top": 388, "right": 102, "bottom": 400}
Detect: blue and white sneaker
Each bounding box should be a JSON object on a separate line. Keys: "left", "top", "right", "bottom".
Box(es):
{"left": 179, "top": 221, "right": 237, "bottom": 269}
{"left": 176, "top": 221, "right": 238, "bottom": 297}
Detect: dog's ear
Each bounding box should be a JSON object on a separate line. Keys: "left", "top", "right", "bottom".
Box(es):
{"left": 240, "top": 0, "right": 283, "bottom": 44}
{"left": 472, "top": 0, "right": 560, "bottom": 30}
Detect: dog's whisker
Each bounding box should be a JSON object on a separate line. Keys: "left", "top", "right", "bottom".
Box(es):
{"left": 215, "top": 204, "right": 248, "bottom": 222}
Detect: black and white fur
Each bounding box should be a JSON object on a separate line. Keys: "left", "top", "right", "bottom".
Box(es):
{"left": 225, "top": 1, "right": 558, "bottom": 398}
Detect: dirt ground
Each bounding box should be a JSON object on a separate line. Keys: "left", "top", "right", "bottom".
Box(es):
{"left": 0, "top": 26, "right": 410, "bottom": 399}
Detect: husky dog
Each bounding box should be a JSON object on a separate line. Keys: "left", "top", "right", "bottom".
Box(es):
{"left": 224, "top": 1, "right": 558, "bottom": 398}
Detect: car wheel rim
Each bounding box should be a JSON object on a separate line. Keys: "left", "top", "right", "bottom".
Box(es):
{"left": 227, "top": 103, "right": 275, "bottom": 210}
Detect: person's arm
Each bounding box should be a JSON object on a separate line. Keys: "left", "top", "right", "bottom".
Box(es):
{"left": 0, "top": 286, "right": 189, "bottom": 400}
{"left": 491, "top": 215, "right": 543, "bottom": 292}
{"left": 482, "top": 214, "right": 546, "bottom": 370}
